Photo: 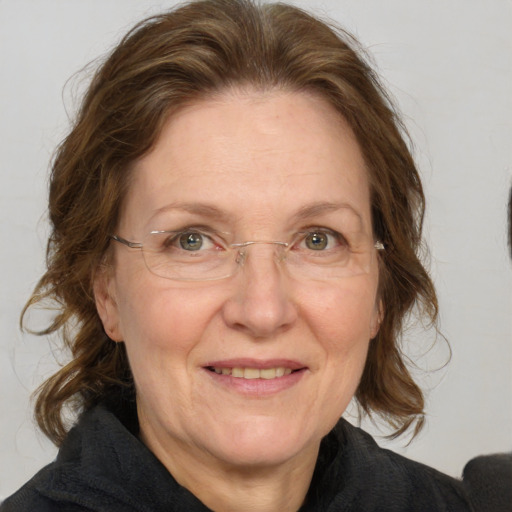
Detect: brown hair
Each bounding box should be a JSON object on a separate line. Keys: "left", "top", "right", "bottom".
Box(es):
{"left": 25, "top": 0, "right": 437, "bottom": 445}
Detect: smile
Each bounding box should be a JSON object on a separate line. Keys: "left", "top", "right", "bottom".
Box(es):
{"left": 208, "top": 367, "right": 294, "bottom": 379}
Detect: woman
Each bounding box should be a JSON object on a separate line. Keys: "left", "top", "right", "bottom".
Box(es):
{"left": 1, "top": 0, "right": 473, "bottom": 510}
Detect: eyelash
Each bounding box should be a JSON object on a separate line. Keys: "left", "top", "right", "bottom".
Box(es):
{"left": 159, "top": 226, "right": 348, "bottom": 250}
{"left": 161, "top": 227, "right": 220, "bottom": 248}
{"left": 296, "top": 227, "right": 348, "bottom": 249}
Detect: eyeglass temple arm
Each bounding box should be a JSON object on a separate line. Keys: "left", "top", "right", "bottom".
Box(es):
{"left": 110, "top": 234, "right": 143, "bottom": 249}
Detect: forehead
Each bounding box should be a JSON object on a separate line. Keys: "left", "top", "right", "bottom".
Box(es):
{"left": 121, "top": 88, "right": 371, "bottom": 234}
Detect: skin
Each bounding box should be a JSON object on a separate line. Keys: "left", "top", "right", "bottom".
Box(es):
{"left": 95, "top": 88, "right": 382, "bottom": 512}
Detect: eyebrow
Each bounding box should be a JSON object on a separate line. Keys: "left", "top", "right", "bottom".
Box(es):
{"left": 149, "top": 202, "right": 233, "bottom": 224}
{"left": 291, "top": 201, "right": 364, "bottom": 225}
{"left": 149, "top": 201, "right": 364, "bottom": 227}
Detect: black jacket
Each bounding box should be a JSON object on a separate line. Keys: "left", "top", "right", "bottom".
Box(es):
{"left": 1, "top": 403, "right": 475, "bottom": 511}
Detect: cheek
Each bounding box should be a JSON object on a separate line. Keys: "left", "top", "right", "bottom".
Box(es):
{"left": 298, "top": 278, "right": 379, "bottom": 347}
{"left": 115, "top": 278, "right": 224, "bottom": 358}
{"left": 294, "top": 280, "right": 378, "bottom": 431}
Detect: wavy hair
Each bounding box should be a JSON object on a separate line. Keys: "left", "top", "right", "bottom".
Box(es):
{"left": 24, "top": 0, "right": 437, "bottom": 445}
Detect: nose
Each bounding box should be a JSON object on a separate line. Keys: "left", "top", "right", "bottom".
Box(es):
{"left": 221, "top": 243, "right": 298, "bottom": 338}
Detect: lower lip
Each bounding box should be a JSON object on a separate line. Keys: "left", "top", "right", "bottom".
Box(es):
{"left": 203, "top": 368, "right": 307, "bottom": 396}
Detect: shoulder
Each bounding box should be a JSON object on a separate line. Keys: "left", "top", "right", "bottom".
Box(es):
{"left": 312, "top": 419, "right": 473, "bottom": 511}
{"left": 0, "top": 465, "right": 81, "bottom": 512}
{"left": 0, "top": 405, "right": 126, "bottom": 511}
{"left": 1, "top": 404, "right": 210, "bottom": 512}
{"left": 1, "top": 405, "right": 132, "bottom": 511}
{"left": 462, "top": 452, "right": 512, "bottom": 512}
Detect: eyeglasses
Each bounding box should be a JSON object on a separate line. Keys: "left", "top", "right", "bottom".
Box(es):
{"left": 110, "top": 229, "right": 384, "bottom": 282}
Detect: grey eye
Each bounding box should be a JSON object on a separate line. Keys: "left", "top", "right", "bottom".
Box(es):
{"left": 305, "top": 232, "right": 329, "bottom": 250}
{"left": 179, "top": 232, "right": 204, "bottom": 251}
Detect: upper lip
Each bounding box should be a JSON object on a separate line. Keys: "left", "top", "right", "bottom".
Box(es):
{"left": 203, "top": 358, "right": 306, "bottom": 370}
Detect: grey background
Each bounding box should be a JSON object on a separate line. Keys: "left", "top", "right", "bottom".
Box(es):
{"left": 1, "top": 0, "right": 511, "bottom": 499}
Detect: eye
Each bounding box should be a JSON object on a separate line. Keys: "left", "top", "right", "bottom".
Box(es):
{"left": 304, "top": 232, "right": 328, "bottom": 250}
{"left": 179, "top": 232, "right": 206, "bottom": 251}
{"left": 301, "top": 230, "right": 345, "bottom": 251}
{"left": 161, "top": 230, "right": 217, "bottom": 252}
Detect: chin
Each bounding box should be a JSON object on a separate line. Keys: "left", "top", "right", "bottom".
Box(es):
{"left": 205, "top": 416, "right": 319, "bottom": 468}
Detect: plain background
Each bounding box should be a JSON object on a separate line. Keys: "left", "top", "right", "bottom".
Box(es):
{"left": 1, "top": 0, "right": 511, "bottom": 500}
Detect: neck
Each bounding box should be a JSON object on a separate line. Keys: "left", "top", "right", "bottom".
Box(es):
{"left": 139, "top": 425, "right": 319, "bottom": 512}
{"left": 180, "top": 457, "right": 317, "bottom": 512}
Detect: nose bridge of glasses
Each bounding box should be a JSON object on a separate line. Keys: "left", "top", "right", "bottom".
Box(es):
{"left": 231, "top": 240, "right": 289, "bottom": 266}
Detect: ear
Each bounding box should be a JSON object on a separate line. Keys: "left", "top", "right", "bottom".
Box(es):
{"left": 370, "top": 299, "right": 384, "bottom": 339}
{"left": 93, "top": 266, "right": 123, "bottom": 342}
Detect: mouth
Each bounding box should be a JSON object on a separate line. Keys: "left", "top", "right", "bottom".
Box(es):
{"left": 202, "top": 360, "right": 307, "bottom": 395}
{"left": 206, "top": 366, "right": 299, "bottom": 380}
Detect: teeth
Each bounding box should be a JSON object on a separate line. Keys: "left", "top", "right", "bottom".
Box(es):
{"left": 232, "top": 367, "right": 244, "bottom": 378}
{"left": 260, "top": 368, "right": 276, "bottom": 380}
{"left": 244, "top": 368, "right": 260, "bottom": 379}
{"left": 211, "top": 366, "right": 294, "bottom": 379}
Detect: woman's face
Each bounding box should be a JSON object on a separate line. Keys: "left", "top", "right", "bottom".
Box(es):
{"left": 95, "top": 89, "right": 381, "bottom": 474}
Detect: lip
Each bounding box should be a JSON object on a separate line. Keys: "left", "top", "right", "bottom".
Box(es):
{"left": 204, "top": 358, "right": 306, "bottom": 370}
{"left": 202, "top": 358, "right": 308, "bottom": 396}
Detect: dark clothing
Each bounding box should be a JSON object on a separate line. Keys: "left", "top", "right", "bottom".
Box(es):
{"left": 1, "top": 403, "right": 475, "bottom": 511}
{"left": 462, "top": 453, "right": 512, "bottom": 512}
